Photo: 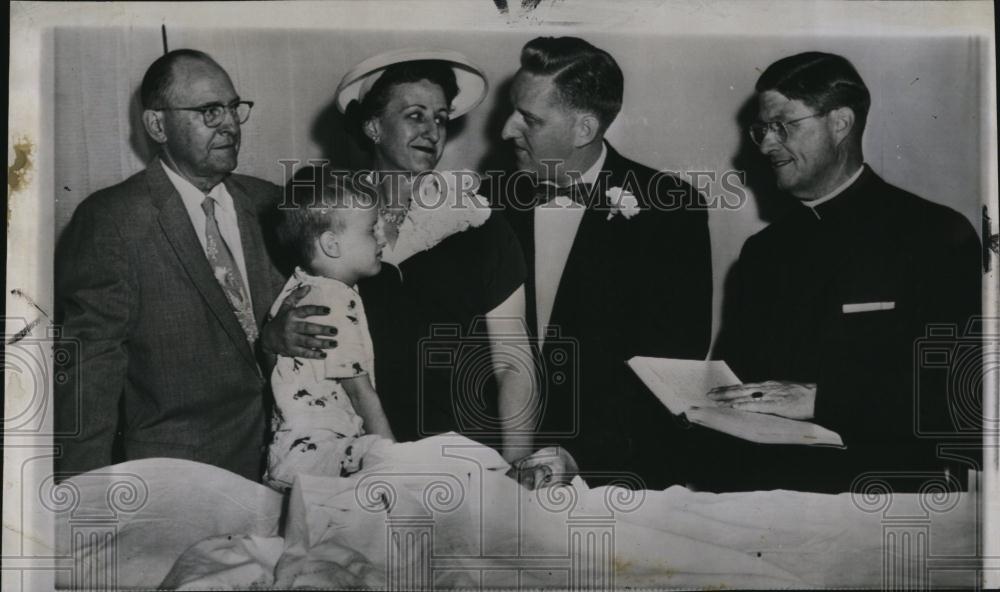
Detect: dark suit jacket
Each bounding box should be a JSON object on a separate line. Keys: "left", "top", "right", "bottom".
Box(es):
{"left": 55, "top": 157, "right": 286, "bottom": 481}
{"left": 711, "top": 165, "right": 982, "bottom": 492}
{"left": 499, "top": 142, "right": 713, "bottom": 488}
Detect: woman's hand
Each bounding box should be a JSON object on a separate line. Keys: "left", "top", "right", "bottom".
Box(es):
{"left": 260, "top": 285, "right": 339, "bottom": 359}
{"left": 506, "top": 446, "right": 579, "bottom": 490}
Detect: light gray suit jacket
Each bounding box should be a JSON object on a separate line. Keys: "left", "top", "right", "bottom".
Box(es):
{"left": 55, "top": 157, "right": 285, "bottom": 481}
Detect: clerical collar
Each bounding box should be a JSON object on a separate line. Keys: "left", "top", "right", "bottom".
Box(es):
{"left": 792, "top": 164, "right": 876, "bottom": 224}
{"left": 803, "top": 164, "right": 865, "bottom": 211}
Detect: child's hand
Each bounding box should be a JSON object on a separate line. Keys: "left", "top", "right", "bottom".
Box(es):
{"left": 261, "top": 285, "right": 339, "bottom": 359}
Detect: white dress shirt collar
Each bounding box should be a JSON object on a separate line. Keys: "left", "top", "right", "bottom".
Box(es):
{"left": 537, "top": 143, "right": 608, "bottom": 210}
{"left": 538, "top": 143, "right": 608, "bottom": 190}
{"left": 160, "top": 159, "right": 235, "bottom": 213}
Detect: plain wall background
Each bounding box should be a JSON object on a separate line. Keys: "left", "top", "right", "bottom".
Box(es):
{"left": 53, "top": 27, "right": 989, "bottom": 345}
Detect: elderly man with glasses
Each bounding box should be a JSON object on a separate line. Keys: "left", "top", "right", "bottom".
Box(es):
{"left": 702, "top": 52, "right": 982, "bottom": 492}
{"left": 55, "top": 49, "right": 299, "bottom": 481}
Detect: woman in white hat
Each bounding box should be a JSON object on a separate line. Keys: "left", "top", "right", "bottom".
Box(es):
{"left": 335, "top": 49, "right": 541, "bottom": 472}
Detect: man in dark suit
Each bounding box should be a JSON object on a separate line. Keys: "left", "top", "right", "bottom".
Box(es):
{"left": 55, "top": 50, "right": 324, "bottom": 481}
{"left": 497, "top": 37, "right": 713, "bottom": 489}
{"left": 708, "top": 52, "right": 982, "bottom": 492}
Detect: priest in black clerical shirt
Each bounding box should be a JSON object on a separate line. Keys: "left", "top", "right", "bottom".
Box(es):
{"left": 705, "top": 52, "right": 982, "bottom": 493}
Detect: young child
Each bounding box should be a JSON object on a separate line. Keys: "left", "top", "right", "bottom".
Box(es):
{"left": 265, "top": 177, "right": 394, "bottom": 491}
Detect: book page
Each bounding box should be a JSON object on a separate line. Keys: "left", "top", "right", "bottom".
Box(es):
{"left": 627, "top": 357, "right": 740, "bottom": 415}
{"left": 628, "top": 357, "right": 844, "bottom": 448}
{"left": 687, "top": 407, "right": 845, "bottom": 448}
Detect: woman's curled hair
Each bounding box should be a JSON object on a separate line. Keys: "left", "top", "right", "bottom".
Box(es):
{"left": 344, "top": 60, "right": 459, "bottom": 148}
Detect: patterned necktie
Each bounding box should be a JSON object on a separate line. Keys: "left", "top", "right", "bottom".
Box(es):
{"left": 201, "top": 195, "right": 258, "bottom": 343}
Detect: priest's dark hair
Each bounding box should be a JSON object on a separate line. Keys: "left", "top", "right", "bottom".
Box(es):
{"left": 140, "top": 49, "right": 220, "bottom": 109}
{"left": 756, "top": 52, "right": 871, "bottom": 137}
{"left": 520, "top": 36, "right": 623, "bottom": 131}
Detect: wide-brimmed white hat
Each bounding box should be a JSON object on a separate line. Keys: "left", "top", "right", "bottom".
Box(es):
{"left": 334, "top": 48, "right": 488, "bottom": 118}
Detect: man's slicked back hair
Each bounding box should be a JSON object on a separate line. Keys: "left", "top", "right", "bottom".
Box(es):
{"left": 520, "top": 36, "right": 624, "bottom": 130}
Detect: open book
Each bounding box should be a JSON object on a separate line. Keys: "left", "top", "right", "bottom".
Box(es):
{"left": 627, "top": 357, "right": 844, "bottom": 448}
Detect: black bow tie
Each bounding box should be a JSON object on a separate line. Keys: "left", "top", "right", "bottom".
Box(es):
{"left": 533, "top": 182, "right": 592, "bottom": 205}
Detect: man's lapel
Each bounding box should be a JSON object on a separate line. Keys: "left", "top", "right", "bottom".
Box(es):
{"left": 504, "top": 188, "right": 539, "bottom": 338}
{"left": 545, "top": 143, "right": 619, "bottom": 341}
{"left": 147, "top": 158, "right": 259, "bottom": 369}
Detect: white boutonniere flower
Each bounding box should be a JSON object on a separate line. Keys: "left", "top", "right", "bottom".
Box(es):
{"left": 606, "top": 187, "right": 640, "bottom": 220}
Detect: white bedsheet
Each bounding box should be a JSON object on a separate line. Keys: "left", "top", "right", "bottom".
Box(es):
{"left": 53, "top": 457, "right": 282, "bottom": 589}
{"left": 55, "top": 435, "right": 978, "bottom": 589}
